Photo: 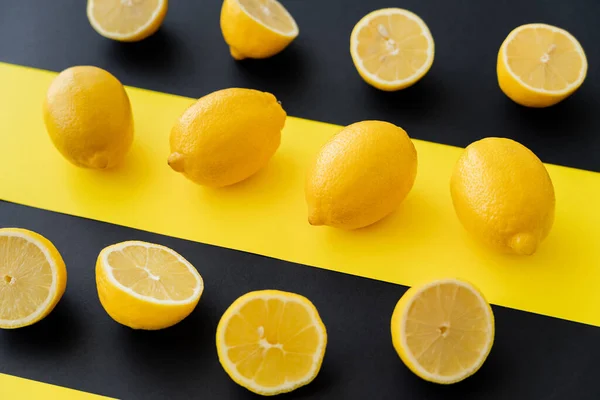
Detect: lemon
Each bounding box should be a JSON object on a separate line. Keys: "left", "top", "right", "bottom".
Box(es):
{"left": 391, "top": 278, "right": 495, "bottom": 384}
{"left": 497, "top": 23, "right": 587, "bottom": 107}
{"left": 216, "top": 290, "right": 327, "bottom": 396}
{"left": 168, "top": 88, "right": 286, "bottom": 187}
{"left": 305, "top": 120, "right": 417, "bottom": 230}
{"left": 450, "top": 138, "right": 555, "bottom": 255}
{"left": 0, "top": 228, "right": 67, "bottom": 329}
{"left": 43, "top": 66, "right": 134, "bottom": 169}
{"left": 87, "top": 0, "right": 168, "bottom": 42}
{"left": 96, "top": 241, "right": 204, "bottom": 330}
{"left": 350, "top": 8, "right": 434, "bottom": 91}
{"left": 220, "top": 0, "right": 299, "bottom": 60}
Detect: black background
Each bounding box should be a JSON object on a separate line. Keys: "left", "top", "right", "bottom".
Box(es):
{"left": 1, "top": 0, "right": 599, "bottom": 171}
{"left": 1, "top": 0, "right": 600, "bottom": 399}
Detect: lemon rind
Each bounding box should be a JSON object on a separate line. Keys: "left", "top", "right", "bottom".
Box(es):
{"left": 398, "top": 278, "right": 494, "bottom": 384}
{"left": 236, "top": 0, "right": 299, "bottom": 38}
{"left": 0, "top": 230, "right": 59, "bottom": 328}
{"left": 100, "top": 240, "right": 204, "bottom": 306}
{"left": 217, "top": 290, "right": 326, "bottom": 396}
{"left": 501, "top": 23, "right": 588, "bottom": 95}
{"left": 350, "top": 8, "right": 435, "bottom": 88}
{"left": 86, "top": 0, "right": 167, "bottom": 41}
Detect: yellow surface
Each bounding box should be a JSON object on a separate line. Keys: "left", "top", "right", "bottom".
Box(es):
{"left": 0, "top": 373, "right": 112, "bottom": 399}
{"left": 216, "top": 290, "right": 327, "bottom": 395}
{"left": 1, "top": 62, "right": 600, "bottom": 328}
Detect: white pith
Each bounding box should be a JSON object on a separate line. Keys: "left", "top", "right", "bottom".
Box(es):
{"left": 502, "top": 23, "right": 587, "bottom": 95}
{"left": 100, "top": 241, "right": 203, "bottom": 305}
{"left": 0, "top": 231, "right": 59, "bottom": 327}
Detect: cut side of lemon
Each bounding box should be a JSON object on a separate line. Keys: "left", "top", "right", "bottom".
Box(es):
{"left": 96, "top": 241, "right": 203, "bottom": 330}
{"left": 216, "top": 290, "right": 327, "bottom": 396}
{"left": 220, "top": 0, "right": 299, "bottom": 60}
{"left": 87, "top": 0, "right": 168, "bottom": 42}
{"left": 0, "top": 228, "right": 67, "bottom": 329}
{"left": 391, "top": 279, "right": 495, "bottom": 384}
{"left": 350, "top": 8, "right": 435, "bottom": 91}
{"left": 497, "top": 23, "right": 587, "bottom": 107}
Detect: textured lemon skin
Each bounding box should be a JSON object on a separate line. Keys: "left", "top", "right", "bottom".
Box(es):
{"left": 168, "top": 88, "right": 286, "bottom": 187}
{"left": 87, "top": 0, "right": 168, "bottom": 42}
{"left": 95, "top": 242, "right": 203, "bottom": 330}
{"left": 43, "top": 66, "right": 134, "bottom": 169}
{"left": 450, "top": 138, "right": 555, "bottom": 255}
{"left": 305, "top": 120, "right": 417, "bottom": 230}
{"left": 216, "top": 290, "right": 327, "bottom": 396}
{"left": 497, "top": 24, "right": 588, "bottom": 108}
{"left": 0, "top": 228, "right": 67, "bottom": 329}
{"left": 350, "top": 8, "right": 435, "bottom": 91}
{"left": 220, "top": 0, "right": 298, "bottom": 60}
{"left": 390, "top": 279, "right": 495, "bottom": 384}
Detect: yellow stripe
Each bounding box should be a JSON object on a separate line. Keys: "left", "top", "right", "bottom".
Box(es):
{"left": 0, "top": 373, "right": 112, "bottom": 399}
{"left": 1, "top": 62, "right": 599, "bottom": 327}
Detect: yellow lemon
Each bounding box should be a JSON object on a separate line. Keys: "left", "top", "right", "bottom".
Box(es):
{"left": 87, "top": 0, "right": 168, "bottom": 42}
{"left": 96, "top": 241, "right": 204, "bottom": 330}
{"left": 497, "top": 23, "right": 587, "bottom": 107}
{"left": 305, "top": 120, "right": 417, "bottom": 230}
{"left": 216, "top": 290, "right": 327, "bottom": 396}
{"left": 220, "top": 0, "right": 299, "bottom": 60}
{"left": 391, "top": 279, "right": 495, "bottom": 384}
{"left": 450, "top": 138, "right": 555, "bottom": 255}
{"left": 168, "top": 88, "right": 286, "bottom": 187}
{"left": 43, "top": 66, "right": 134, "bottom": 169}
{"left": 0, "top": 228, "right": 67, "bottom": 329}
{"left": 350, "top": 8, "right": 435, "bottom": 91}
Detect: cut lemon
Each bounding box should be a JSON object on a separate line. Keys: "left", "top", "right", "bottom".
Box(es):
{"left": 216, "top": 290, "right": 327, "bottom": 396}
{"left": 0, "top": 228, "right": 67, "bottom": 329}
{"left": 220, "top": 0, "right": 299, "bottom": 60}
{"left": 350, "top": 8, "right": 435, "bottom": 91}
{"left": 87, "top": 0, "right": 168, "bottom": 42}
{"left": 497, "top": 23, "right": 588, "bottom": 107}
{"left": 391, "top": 279, "right": 494, "bottom": 384}
{"left": 96, "top": 241, "right": 203, "bottom": 330}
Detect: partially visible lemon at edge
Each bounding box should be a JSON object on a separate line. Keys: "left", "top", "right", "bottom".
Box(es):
{"left": 43, "top": 66, "right": 134, "bottom": 169}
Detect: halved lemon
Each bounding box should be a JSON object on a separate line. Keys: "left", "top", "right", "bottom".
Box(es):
{"left": 0, "top": 228, "right": 67, "bottom": 329}
{"left": 497, "top": 23, "right": 588, "bottom": 107}
{"left": 96, "top": 241, "right": 204, "bottom": 330}
{"left": 216, "top": 290, "right": 327, "bottom": 396}
{"left": 350, "top": 8, "right": 435, "bottom": 91}
{"left": 87, "top": 0, "right": 168, "bottom": 42}
{"left": 391, "top": 278, "right": 495, "bottom": 384}
{"left": 220, "top": 0, "right": 299, "bottom": 60}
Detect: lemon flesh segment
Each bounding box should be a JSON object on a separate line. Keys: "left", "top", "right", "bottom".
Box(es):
{"left": 217, "top": 290, "right": 327, "bottom": 396}
{"left": 391, "top": 279, "right": 495, "bottom": 384}
{"left": 239, "top": 0, "right": 298, "bottom": 36}
{"left": 87, "top": 0, "right": 168, "bottom": 42}
{"left": 96, "top": 241, "right": 204, "bottom": 330}
{"left": 498, "top": 23, "right": 587, "bottom": 107}
{"left": 351, "top": 8, "right": 434, "bottom": 91}
{"left": 0, "top": 228, "right": 67, "bottom": 329}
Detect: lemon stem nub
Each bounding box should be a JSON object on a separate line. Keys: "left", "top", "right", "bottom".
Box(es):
{"left": 167, "top": 153, "right": 185, "bottom": 172}
{"left": 509, "top": 233, "right": 538, "bottom": 256}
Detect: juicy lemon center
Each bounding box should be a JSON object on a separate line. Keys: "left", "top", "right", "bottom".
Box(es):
{"left": 355, "top": 13, "right": 430, "bottom": 81}
{"left": 239, "top": 0, "right": 296, "bottom": 34}
{"left": 404, "top": 283, "right": 491, "bottom": 377}
{"left": 107, "top": 245, "right": 197, "bottom": 301}
{"left": 0, "top": 236, "right": 53, "bottom": 320}
{"left": 224, "top": 297, "right": 321, "bottom": 386}
{"left": 505, "top": 27, "right": 584, "bottom": 90}
{"left": 92, "top": 0, "right": 162, "bottom": 34}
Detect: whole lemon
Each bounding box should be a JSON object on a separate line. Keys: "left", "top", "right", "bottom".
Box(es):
{"left": 168, "top": 88, "right": 286, "bottom": 187}
{"left": 450, "top": 138, "right": 555, "bottom": 255}
{"left": 305, "top": 120, "right": 418, "bottom": 230}
{"left": 43, "top": 66, "right": 134, "bottom": 169}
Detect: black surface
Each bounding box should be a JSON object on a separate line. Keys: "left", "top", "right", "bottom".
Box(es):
{"left": 1, "top": 0, "right": 600, "bottom": 172}
{"left": 0, "top": 201, "right": 600, "bottom": 400}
